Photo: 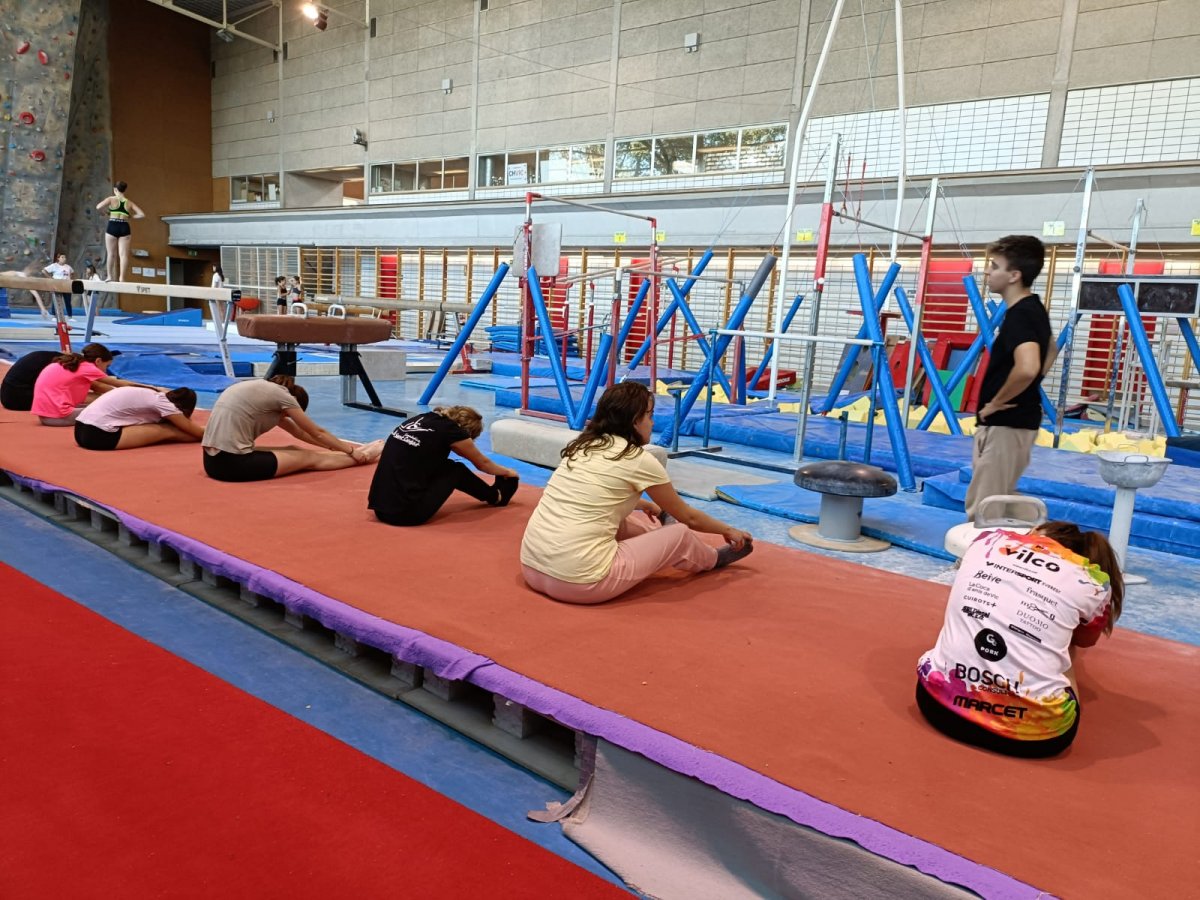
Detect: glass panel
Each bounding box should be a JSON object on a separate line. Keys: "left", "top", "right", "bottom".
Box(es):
{"left": 262, "top": 173, "right": 280, "bottom": 202}
{"left": 394, "top": 162, "right": 417, "bottom": 191}
{"left": 231, "top": 175, "right": 249, "bottom": 202}
{"left": 417, "top": 159, "right": 444, "bottom": 190}
{"left": 539, "top": 147, "right": 571, "bottom": 183}
{"left": 370, "top": 164, "right": 393, "bottom": 193}
{"left": 614, "top": 139, "right": 651, "bottom": 178}
{"left": 571, "top": 144, "right": 605, "bottom": 181}
{"left": 739, "top": 124, "right": 786, "bottom": 169}
{"left": 477, "top": 153, "right": 506, "bottom": 187}
{"left": 442, "top": 157, "right": 470, "bottom": 189}
{"left": 696, "top": 130, "right": 738, "bottom": 173}
{"left": 654, "top": 135, "right": 696, "bottom": 175}
{"left": 506, "top": 150, "right": 537, "bottom": 185}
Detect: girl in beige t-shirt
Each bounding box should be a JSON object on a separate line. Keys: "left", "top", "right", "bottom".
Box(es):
{"left": 521, "top": 382, "right": 753, "bottom": 604}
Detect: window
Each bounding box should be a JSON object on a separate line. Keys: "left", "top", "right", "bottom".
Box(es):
{"left": 697, "top": 130, "right": 738, "bottom": 173}
{"left": 369, "top": 157, "right": 470, "bottom": 194}
{"left": 654, "top": 135, "right": 696, "bottom": 175}
{"left": 739, "top": 125, "right": 786, "bottom": 170}
{"left": 614, "top": 139, "right": 651, "bottom": 178}
{"left": 231, "top": 173, "right": 280, "bottom": 204}
{"left": 614, "top": 124, "right": 788, "bottom": 180}
{"left": 476, "top": 144, "right": 606, "bottom": 187}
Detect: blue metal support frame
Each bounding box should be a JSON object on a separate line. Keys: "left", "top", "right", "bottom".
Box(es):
{"left": 893, "top": 286, "right": 963, "bottom": 436}
{"left": 418, "top": 264, "right": 511, "bottom": 405}
{"left": 852, "top": 254, "right": 916, "bottom": 491}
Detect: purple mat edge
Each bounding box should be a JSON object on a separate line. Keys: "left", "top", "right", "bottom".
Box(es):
{"left": 6, "top": 469, "right": 1044, "bottom": 900}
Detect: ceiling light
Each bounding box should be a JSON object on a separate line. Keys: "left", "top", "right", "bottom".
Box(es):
{"left": 301, "top": 3, "right": 320, "bottom": 19}
{"left": 215, "top": 28, "right": 235, "bottom": 43}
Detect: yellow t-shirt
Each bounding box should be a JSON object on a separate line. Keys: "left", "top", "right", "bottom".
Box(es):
{"left": 521, "top": 437, "right": 669, "bottom": 584}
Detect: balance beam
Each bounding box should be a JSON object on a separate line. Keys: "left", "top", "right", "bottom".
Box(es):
{"left": 0, "top": 273, "right": 83, "bottom": 295}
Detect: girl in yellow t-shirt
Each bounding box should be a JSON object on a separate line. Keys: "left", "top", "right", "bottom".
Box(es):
{"left": 521, "top": 382, "right": 753, "bottom": 604}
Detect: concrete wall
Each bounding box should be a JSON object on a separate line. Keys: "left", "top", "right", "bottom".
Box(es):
{"left": 210, "top": 0, "right": 1200, "bottom": 190}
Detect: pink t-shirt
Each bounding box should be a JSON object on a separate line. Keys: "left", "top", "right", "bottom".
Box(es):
{"left": 31, "top": 361, "right": 107, "bottom": 417}
{"left": 76, "top": 386, "right": 181, "bottom": 432}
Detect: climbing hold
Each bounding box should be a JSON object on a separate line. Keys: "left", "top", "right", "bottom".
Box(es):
{"left": 16, "top": 41, "right": 30, "bottom": 54}
{"left": 17, "top": 111, "right": 34, "bottom": 125}
{"left": 30, "top": 149, "right": 46, "bottom": 161}
{"left": 37, "top": 50, "right": 49, "bottom": 65}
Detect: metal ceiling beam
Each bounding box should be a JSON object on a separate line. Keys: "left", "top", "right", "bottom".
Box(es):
{"left": 142, "top": 0, "right": 281, "bottom": 52}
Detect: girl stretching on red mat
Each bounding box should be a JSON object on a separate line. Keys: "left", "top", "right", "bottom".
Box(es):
{"left": 31, "top": 344, "right": 155, "bottom": 426}
{"left": 521, "top": 382, "right": 753, "bottom": 605}
{"left": 74, "top": 386, "right": 205, "bottom": 450}
{"left": 367, "top": 406, "right": 519, "bottom": 526}
{"left": 917, "top": 522, "right": 1124, "bottom": 758}
{"left": 202, "top": 376, "right": 380, "bottom": 482}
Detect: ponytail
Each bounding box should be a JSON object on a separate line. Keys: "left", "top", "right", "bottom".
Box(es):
{"left": 56, "top": 342, "right": 114, "bottom": 372}
{"left": 54, "top": 352, "right": 84, "bottom": 372}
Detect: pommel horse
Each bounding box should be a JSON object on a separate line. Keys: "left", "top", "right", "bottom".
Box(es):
{"left": 236, "top": 314, "right": 408, "bottom": 417}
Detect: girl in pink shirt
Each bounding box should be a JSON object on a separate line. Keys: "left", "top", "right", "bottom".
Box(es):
{"left": 30, "top": 344, "right": 146, "bottom": 426}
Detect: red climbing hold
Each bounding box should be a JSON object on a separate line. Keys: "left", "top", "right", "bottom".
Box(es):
{"left": 18, "top": 112, "right": 35, "bottom": 125}
{"left": 30, "top": 150, "right": 46, "bottom": 162}
{"left": 38, "top": 50, "right": 49, "bottom": 65}
{"left": 16, "top": 41, "right": 30, "bottom": 54}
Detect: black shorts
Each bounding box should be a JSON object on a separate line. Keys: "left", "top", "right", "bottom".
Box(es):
{"left": 915, "top": 680, "right": 1079, "bottom": 759}
{"left": 106, "top": 219, "right": 131, "bottom": 238}
{"left": 75, "top": 421, "right": 122, "bottom": 451}
{"left": 203, "top": 448, "right": 279, "bottom": 482}
{"left": 0, "top": 382, "right": 34, "bottom": 411}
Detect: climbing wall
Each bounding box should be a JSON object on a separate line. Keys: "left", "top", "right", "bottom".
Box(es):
{"left": 56, "top": 0, "right": 112, "bottom": 271}
{"left": 0, "top": 0, "right": 85, "bottom": 272}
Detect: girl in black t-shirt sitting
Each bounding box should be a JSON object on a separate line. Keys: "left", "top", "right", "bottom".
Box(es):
{"left": 368, "top": 406, "right": 519, "bottom": 526}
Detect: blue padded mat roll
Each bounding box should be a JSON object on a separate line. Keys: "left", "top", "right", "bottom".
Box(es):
{"left": 956, "top": 447, "right": 1200, "bottom": 525}
{"left": 922, "top": 472, "right": 1200, "bottom": 558}
{"left": 714, "top": 481, "right": 960, "bottom": 560}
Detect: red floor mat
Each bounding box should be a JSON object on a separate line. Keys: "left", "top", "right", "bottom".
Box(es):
{"left": 1, "top": 388, "right": 1197, "bottom": 897}
{"left": 0, "top": 562, "right": 624, "bottom": 898}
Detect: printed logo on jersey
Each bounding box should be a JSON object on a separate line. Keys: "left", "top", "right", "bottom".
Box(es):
{"left": 998, "top": 543, "right": 1061, "bottom": 572}
{"left": 974, "top": 628, "right": 1007, "bottom": 662}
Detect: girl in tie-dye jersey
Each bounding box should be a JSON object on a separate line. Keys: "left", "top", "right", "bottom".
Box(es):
{"left": 916, "top": 522, "right": 1125, "bottom": 758}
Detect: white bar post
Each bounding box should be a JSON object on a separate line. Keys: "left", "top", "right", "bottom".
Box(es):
{"left": 888, "top": 0, "right": 908, "bottom": 264}
{"left": 1053, "top": 166, "right": 1095, "bottom": 447}
{"left": 769, "top": 0, "right": 848, "bottom": 403}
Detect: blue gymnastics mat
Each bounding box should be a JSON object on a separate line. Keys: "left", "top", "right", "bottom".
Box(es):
{"left": 715, "top": 481, "right": 961, "bottom": 561}
{"left": 922, "top": 473, "right": 1200, "bottom": 559}
{"left": 956, "top": 445, "right": 1200, "bottom": 525}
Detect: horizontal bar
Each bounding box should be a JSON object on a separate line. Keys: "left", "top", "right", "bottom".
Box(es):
{"left": 528, "top": 192, "right": 657, "bottom": 224}
{"left": 1086, "top": 230, "right": 1128, "bottom": 253}
{"left": 0, "top": 274, "right": 81, "bottom": 294}
{"left": 833, "top": 211, "right": 924, "bottom": 241}
{"left": 626, "top": 268, "right": 747, "bottom": 286}
{"left": 714, "top": 328, "right": 876, "bottom": 347}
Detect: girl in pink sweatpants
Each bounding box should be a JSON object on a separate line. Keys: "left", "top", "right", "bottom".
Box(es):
{"left": 520, "top": 382, "right": 753, "bottom": 605}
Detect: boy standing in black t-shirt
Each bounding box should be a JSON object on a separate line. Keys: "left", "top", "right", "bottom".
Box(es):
{"left": 964, "top": 235, "right": 1055, "bottom": 520}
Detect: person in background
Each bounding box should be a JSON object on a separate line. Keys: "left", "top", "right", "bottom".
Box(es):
{"left": 275, "top": 275, "right": 288, "bottom": 313}
{"left": 42, "top": 252, "right": 75, "bottom": 319}
{"left": 916, "top": 522, "right": 1124, "bottom": 758}
{"left": 288, "top": 274, "right": 304, "bottom": 306}
{"left": 95, "top": 181, "right": 144, "bottom": 282}
{"left": 211, "top": 265, "right": 225, "bottom": 290}
{"left": 75, "top": 386, "right": 204, "bottom": 450}
{"left": 964, "top": 235, "right": 1054, "bottom": 521}
{"left": 521, "top": 382, "right": 754, "bottom": 605}
{"left": 368, "top": 406, "right": 519, "bottom": 526}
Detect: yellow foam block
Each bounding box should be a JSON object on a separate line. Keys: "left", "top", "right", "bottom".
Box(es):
{"left": 959, "top": 417, "right": 978, "bottom": 436}
{"left": 1034, "top": 428, "right": 1055, "bottom": 447}
{"left": 1059, "top": 431, "right": 1096, "bottom": 454}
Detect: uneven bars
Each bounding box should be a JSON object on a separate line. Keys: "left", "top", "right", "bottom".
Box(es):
{"left": 714, "top": 328, "right": 875, "bottom": 347}
{"left": 527, "top": 192, "right": 656, "bottom": 225}
{"left": 833, "top": 210, "right": 924, "bottom": 241}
